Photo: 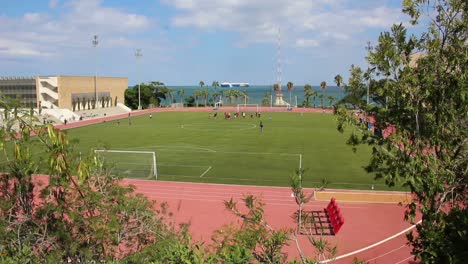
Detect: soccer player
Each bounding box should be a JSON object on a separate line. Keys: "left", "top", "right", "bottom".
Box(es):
{"left": 260, "top": 121, "right": 264, "bottom": 133}
{"left": 150, "top": 113, "right": 152, "bottom": 119}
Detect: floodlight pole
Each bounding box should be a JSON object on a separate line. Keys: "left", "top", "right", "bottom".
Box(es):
{"left": 135, "top": 49, "right": 143, "bottom": 110}
{"left": 366, "top": 41, "right": 372, "bottom": 106}
{"left": 92, "top": 35, "right": 99, "bottom": 108}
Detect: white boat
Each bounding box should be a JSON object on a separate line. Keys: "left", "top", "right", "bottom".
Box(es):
{"left": 220, "top": 82, "right": 250, "bottom": 88}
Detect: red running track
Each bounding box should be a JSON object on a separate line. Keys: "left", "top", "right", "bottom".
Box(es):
{"left": 123, "top": 179, "right": 420, "bottom": 263}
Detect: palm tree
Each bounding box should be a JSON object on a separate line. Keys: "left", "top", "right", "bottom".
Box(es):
{"left": 311, "top": 90, "right": 318, "bottom": 108}
{"left": 199, "top": 81, "right": 205, "bottom": 89}
{"left": 327, "top": 95, "right": 335, "bottom": 108}
{"left": 227, "top": 89, "right": 237, "bottom": 105}
{"left": 240, "top": 90, "right": 249, "bottom": 105}
{"left": 287, "top": 81, "right": 294, "bottom": 106}
{"left": 303, "top": 84, "right": 312, "bottom": 107}
{"left": 202, "top": 89, "right": 209, "bottom": 106}
{"left": 319, "top": 94, "right": 325, "bottom": 108}
{"left": 212, "top": 81, "right": 219, "bottom": 90}
{"left": 320, "top": 81, "right": 327, "bottom": 91}
{"left": 177, "top": 89, "right": 185, "bottom": 106}
{"left": 166, "top": 88, "right": 174, "bottom": 106}
{"left": 212, "top": 92, "right": 219, "bottom": 105}
{"left": 334, "top": 75, "right": 343, "bottom": 100}
{"left": 273, "top": 83, "right": 281, "bottom": 94}
{"left": 222, "top": 90, "right": 229, "bottom": 105}
{"left": 193, "top": 90, "right": 201, "bottom": 107}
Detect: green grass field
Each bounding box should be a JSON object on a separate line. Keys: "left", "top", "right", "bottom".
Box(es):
{"left": 62, "top": 111, "right": 394, "bottom": 190}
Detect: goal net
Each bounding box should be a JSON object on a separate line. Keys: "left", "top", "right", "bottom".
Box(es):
{"left": 237, "top": 104, "right": 259, "bottom": 113}
{"left": 94, "top": 149, "right": 158, "bottom": 180}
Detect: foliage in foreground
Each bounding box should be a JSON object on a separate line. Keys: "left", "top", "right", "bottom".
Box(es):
{"left": 0, "top": 106, "right": 178, "bottom": 262}
{"left": 0, "top": 101, "right": 339, "bottom": 263}
{"left": 335, "top": 0, "right": 467, "bottom": 262}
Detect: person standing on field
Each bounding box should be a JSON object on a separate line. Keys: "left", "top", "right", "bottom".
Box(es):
{"left": 260, "top": 120, "right": 264, "bottom": 133}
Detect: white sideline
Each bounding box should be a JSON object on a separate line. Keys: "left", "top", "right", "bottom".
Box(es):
{"left": 199, "top": 166, "right": 212, "bottom": 178}
{"left": 319, "top": 220, "right": 422, "bottom": 263}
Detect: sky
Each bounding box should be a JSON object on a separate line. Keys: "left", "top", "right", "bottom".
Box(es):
{"left": 0, "top": 0, "right": 414, "bottom": 86}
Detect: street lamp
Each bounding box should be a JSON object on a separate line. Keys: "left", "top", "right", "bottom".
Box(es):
{"left": 135, "top": 49, "right": 143, "bottom": 109}
{"left": 92, "top": 35, "right": 99, "bottom": 108}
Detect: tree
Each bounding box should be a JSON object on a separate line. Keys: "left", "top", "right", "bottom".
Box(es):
{"left": 303, "top": 84, "right": 312, "bottom": 107}
{"left": 212, "top": 81, "right": 219, "bottom": 91}
{"left": 287, "top": 81, "right": 294, "bottom": 106}
{"left": 327, "top": 95, "right": 335, "bottom": 108}
{"left": 193, "top": 90, "right": 201, "bottom": 107}
{"left": 336, "top": 0, "right": 467, "bottom": 262}
{"left": 334, "top": 74, "right": 343, "bottom": 101}
{"left": 318, "top": 94, "right": 325, "bottom": 109}
{"left": 273, "top": 83, "right": 280, "bottom": 94}
{"left": 261, "top": 91, "right": 272, "bottom": 106}
{"left": 199, "top": 81, "right": 205, "bottom": 89}
{"left": 240, "top": 90, "right": 249, "bottom": 105}
{"left": 320, "top": 81, "right": 327, "bottom": 91}
{"left": 221, "top": 195, "right": 291, "bottom": 263}
{"left": 124, "top": 82, "right": 167, "bottom": 109}
{"left": 177, "top": 88, "right": 185, "bottom": 106}
{"left": 166, "top": 88, "right": 174, "bottom": 106}
{"left": 201, "top": 89, "right": 210, "bottom": 106}
{"left": 342, "top": 65, "right": 367, "bottom": 108}
{"left": 0, "top": 101, "right": 175, "bottom": 262}
{"left": 212, "top": 92, "right": 219, "bottom": 105}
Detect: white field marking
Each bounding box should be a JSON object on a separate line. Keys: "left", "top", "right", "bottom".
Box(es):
{"left": 181, "top": 123, "right": 257, "bottom": 132}
{"left": 199, "top": 166, "right": 212, "bottom": 178}
{"left": 366, "top": 245, "right": 406, "bottom": 262}
{"left": 317, "top": 191, "right": 410, "bottom": 196}
{"left": 112, "top": 145, "right": 217, "bottom": 153}
{"left": 319, "top": 220, "right": 422, "bottom": 263}
{"left": 395, "top": 256, "right": 414, "bottom": 264}
{"left": 158, "top": 163, "right": 211, "bottom": 168}
{"left": 214, "top": 150, "right": 300, "bottom": 157}
{"left": 115, "top": 144, "right": 303, "bottom": 156}
{"left": 316, "top": 187, "right": 410, "bottom": 194}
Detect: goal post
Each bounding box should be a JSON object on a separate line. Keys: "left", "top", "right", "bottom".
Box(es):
{"left": 94, "top": 149, "right": 158, "bottom": 180}
{"left": 237, "top": 104, "right": 259, "bottom": 113}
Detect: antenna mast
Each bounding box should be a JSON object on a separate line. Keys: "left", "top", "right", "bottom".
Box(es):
{"left": 277, "top": 28, "right": 282, "bottom": 92}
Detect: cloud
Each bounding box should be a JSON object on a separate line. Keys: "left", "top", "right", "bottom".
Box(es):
{"left": 0, "top": 0, "right": 153, "bottom": 59}
{"left": 164, "top": 0, "right": 403, "bottom": 45}
{"left": 0, "top": 39, "right": 52, "bottom": 57}
{"left": 66, "top": 0, "right": 150, "bottom": 31}
{"left": 49, "top": 0, "right": 59, "bottom": 9}
{"left": 295, "top": 39, "right": 319, "bottom": 48}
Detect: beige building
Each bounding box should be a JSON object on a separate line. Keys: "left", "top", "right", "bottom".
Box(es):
{"left": 35, "top": 75, "right": 128, "bottom": 110}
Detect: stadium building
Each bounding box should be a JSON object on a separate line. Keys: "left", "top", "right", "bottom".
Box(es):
{"left": 0, "top": 75, "right": 127, "bottom": 110}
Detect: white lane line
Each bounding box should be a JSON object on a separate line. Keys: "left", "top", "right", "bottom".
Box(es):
{"left": 366, "top": 245, "right": 406, "bottom": 262}
{"left": 395, "top": 256, "right": 414, "bottom": 264}
{"left": 319, "top": 220, "right": 422, "bottom": 263}
{"left": 199, "top": 166, "right": 212, "bottom": 178}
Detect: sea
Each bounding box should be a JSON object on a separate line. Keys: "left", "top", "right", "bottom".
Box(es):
{"left": 163, "top": 85, "right": 345, "bottom": 107}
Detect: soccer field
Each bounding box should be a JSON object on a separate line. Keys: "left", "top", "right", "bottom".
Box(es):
{"left": 63, "top": 111, "right": 395, "bottom": 190}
